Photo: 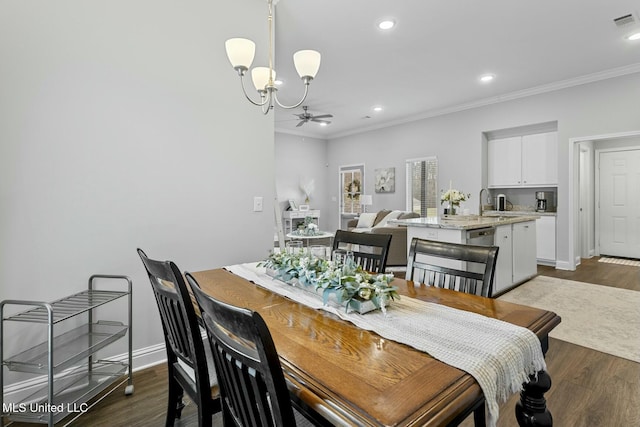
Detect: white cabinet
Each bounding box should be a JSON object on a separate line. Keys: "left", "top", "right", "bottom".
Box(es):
{"left": 488, "top": 136, "right": 522, "bottom": 187}
{"left": 493, "top": 221, "right": 536, "bottom": 296}
{"left": 512, "top": 221, "right": 538, "bottom": 284}
{"left": 493, "top": 224, "right": 513, "bottom": 295}
{"left": 522, "top": 132, "right": 558, "bottom": 185}
{"left": 283, "top": 210, "right": 320, "bottom": 234}
{"left": 488, "top": 132, "right": 558, "bottom": 187}
{"left": 536, "top": 216, "right": 556, "bottom": 264}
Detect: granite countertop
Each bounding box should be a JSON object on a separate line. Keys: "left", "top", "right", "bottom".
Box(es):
{"left": 390, "top": 214, "right": 539, "bottom": 230}
{"left": 483, "top": 210, "right": 557, "bottom": 217}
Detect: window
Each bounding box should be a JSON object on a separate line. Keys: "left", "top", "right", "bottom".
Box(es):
{"left": 406, "top": 157, "right": 438, "bottom": 217}
{"left": 340, "top": 165, "right": 363, "bottom": 215}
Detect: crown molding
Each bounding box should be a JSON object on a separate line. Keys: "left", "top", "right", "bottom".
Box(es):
{"left": 274, "top": 126, "right": 329, "bottom": 140}
{"left": 328, "top": 63, "right": 640, "bottom": 140}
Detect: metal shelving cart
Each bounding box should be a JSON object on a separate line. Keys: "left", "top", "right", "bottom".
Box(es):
{"left": 1, "top": 274, "right": 133, "bottom": 426}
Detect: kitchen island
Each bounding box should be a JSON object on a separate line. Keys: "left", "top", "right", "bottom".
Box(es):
{"left": 391, "top": 215, "right": 539, "bottom": 296}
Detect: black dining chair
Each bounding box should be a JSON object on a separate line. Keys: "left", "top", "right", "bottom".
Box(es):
{"left": 137, "top": 249, "right": 221, "bottom": 427}
{"left": 405, "top": 238, "right": 498, "bottom": 427}
{"left": 186, "top": 273, "right": 316, "bottom": 427}
{"left": 405, "top": 238, "right": 499, "bottom": 298}
{"left": 332, "top": 229, "right": 392, "bottom": 273}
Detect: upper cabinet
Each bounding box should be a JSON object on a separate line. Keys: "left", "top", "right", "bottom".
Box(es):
{"left": 487, "top": 136, "right": 522, "bottom": 187}
{"left": 488, "top": 131, "right": 558, "bottom": 188}
{"left": 521, "top": 132, "right": 558, "bottom": 186}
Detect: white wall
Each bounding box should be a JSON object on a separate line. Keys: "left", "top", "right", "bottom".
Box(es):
{"left": 325, "top": 72, "right": 640, "bottom": 269}
{"left": 275, "top": 133, "right": 329, "bottom": 214}
{"left": 0, "top": 0, "right": 274, "bottom": 386}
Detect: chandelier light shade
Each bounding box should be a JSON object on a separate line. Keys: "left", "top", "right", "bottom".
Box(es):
{"left": 225, "top": 38, "right": 256, "bottom": 71}
{"left": 251, "top": 67, "right": 273, "bottom": 92}
{"left": 293, "top": 50, "right": 321, "bottom": 79}
{"left": 224, "top": 0, "right": 321, "bottom": 114}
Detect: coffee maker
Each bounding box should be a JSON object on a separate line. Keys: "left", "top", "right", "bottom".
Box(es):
{"left": 535, "top": 191, "right": 552, "bottom": 212}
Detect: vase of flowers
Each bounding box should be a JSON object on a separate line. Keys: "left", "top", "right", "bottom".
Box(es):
{"left": 293, "top": 216, "right": 321, "bottom": 236}
{"left": 441, "top": 187, "right": 470, "bottom": 215}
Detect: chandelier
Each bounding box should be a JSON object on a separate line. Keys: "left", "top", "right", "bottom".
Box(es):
{"left": 224, "top": 0, "right": 321, "bottom": 115}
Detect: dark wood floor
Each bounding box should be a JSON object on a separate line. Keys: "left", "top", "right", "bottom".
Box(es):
{"left": 463, "top": 257, "right": 640, "bottom": 427}
{"left": 6, "top": 257, "right": 639, "bottom": 427}
{"left": 538, "top": 256, "right": 640, "bottom": 292}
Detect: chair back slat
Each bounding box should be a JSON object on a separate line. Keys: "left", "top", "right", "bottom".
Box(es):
{"left": 405, "top": 238, "right": 499, "bottom": 297}
{"left": 187, "top": 273, "right": 298, "bottom": 427}
{"left": 332, "top": 230, "right": 392, "bottom": 273}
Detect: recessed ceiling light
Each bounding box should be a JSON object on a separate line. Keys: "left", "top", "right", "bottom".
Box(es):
{"left": 479, "top": 74, "right": 496, "bottom": 83}
{"left": 373, "top": 106, "right": 384, "bottom": 112}
{"left": 319, "top": 122, "right": 328, "bottom": 127}
{"left": 274, "top": 79, "right": 283, "bottom": 86}
{"left": 627, "top": 31, "right": 640, "bottom": 41}
{"left": 378, "top": 20, "right": 395, "bottom": 30}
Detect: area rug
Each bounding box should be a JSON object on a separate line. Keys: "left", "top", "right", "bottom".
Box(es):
{"left": 498, "top": 275, "right": 640, "bottom": 363}
{"left": 598, "top": 256, "right": 640, "bottom": 267}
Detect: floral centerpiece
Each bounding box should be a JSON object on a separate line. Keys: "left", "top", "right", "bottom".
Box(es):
{"left": 440, "top": 187, "right": 470, "bottom": 214}
{"left": 291, "top": 216, "right": 322, "bottom": 236}
{"left": 258, "top": 251, "right": 399, "bottom": 313}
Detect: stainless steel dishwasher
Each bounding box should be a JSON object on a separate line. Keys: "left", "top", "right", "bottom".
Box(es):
{"left": 466, "top": 227, "right": 495, "bottom": 246}
{"left": 465, "top": 227, "right": 496, "bottom": 276}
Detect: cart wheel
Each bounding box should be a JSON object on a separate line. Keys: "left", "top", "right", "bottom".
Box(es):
{"left": 125, "top": 384, "right": 134, "bottom": 395}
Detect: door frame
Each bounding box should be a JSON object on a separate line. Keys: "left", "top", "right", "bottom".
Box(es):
{"left": 568, "top": 130, "right": 640, "bottom": 270}
{"left": 578, "top": 146, "right": 591, "bottom": 259}
{"left": 338, "top": 163, "right": 365, "bottom": 229}
{"left": 595, "top": 146, "right": 640, "bottom": 257}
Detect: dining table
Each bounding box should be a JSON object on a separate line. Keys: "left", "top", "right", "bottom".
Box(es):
{"left": 192, "top": 265, "right": 561, "bottom": 427}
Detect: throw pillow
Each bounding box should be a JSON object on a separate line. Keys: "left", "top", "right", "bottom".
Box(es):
{"left": 356, "top": 212, "right": 377, "bottom": 228}
{"left": 398, "top": 212, "right": 420, "bottom": 220}
{"left": 373, "top": 210, "right": 403, "bottom": 228}
{"left": 373, "top": 209, "right": 392, "bottom": 226}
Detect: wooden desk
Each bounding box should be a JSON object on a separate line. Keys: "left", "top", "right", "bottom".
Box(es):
{"left": 192, "top": 268, "right": 560, "bottom": 427}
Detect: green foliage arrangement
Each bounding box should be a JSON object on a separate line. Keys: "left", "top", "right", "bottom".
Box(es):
{"left": 259, "top": 251, "right": 399, "bottom": 313}
{"left": 290, "top": 216, "right": 322, "bottom": 236}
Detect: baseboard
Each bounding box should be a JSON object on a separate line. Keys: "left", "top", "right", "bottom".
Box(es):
{"left": 2, "top": 343, "right": 167, "bottom": 404}
{"left": 555, "top": 259, "right": 574, "bottom": 270}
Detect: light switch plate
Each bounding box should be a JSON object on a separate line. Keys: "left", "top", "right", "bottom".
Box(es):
{"left": 253, "top": 196, "right": 263, "bottom": 212}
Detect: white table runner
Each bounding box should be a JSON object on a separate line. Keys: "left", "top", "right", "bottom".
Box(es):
{"left": 226, "top": 262, "right": 546, "bottom": 427}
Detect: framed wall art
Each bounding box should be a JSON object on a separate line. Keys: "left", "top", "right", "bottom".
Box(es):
{"left": 374, "top": 167, "right": 395, "bottom": 193}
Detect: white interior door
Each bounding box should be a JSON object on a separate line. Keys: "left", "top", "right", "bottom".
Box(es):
{"left": 598, "top": 149, "right": 640, "bottom": 258}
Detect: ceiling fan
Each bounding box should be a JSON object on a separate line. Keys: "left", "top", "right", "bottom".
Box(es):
{"left": 294, "top": 106, "right": 333, "bottom": 127}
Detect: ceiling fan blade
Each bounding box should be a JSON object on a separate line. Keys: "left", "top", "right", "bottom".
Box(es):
{"left": 296, "top": 120, "right": 305, "bottom": 127}
{"left": 311, "top": 114, "right": 333, "bottom": 119}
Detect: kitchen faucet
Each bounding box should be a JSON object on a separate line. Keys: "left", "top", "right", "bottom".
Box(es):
{"left": 479, "top": 188, "right": 491, "bottom": 216}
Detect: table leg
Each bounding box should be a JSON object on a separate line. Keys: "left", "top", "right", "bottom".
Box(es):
{"left": 515, "top": 370, "right": 552, "bottom": 426}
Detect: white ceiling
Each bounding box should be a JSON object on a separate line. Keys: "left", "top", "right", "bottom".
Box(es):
{"left": 249, "top": 0, "right": 640, "bottom": 139}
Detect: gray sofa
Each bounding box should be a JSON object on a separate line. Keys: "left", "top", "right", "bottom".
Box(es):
{"left": 346, "top": 210, "right": 420, "bottom": 266}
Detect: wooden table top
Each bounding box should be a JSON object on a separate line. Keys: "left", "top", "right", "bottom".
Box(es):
{"left": 192, "top": 268, "right": 561, "bottom": 427}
